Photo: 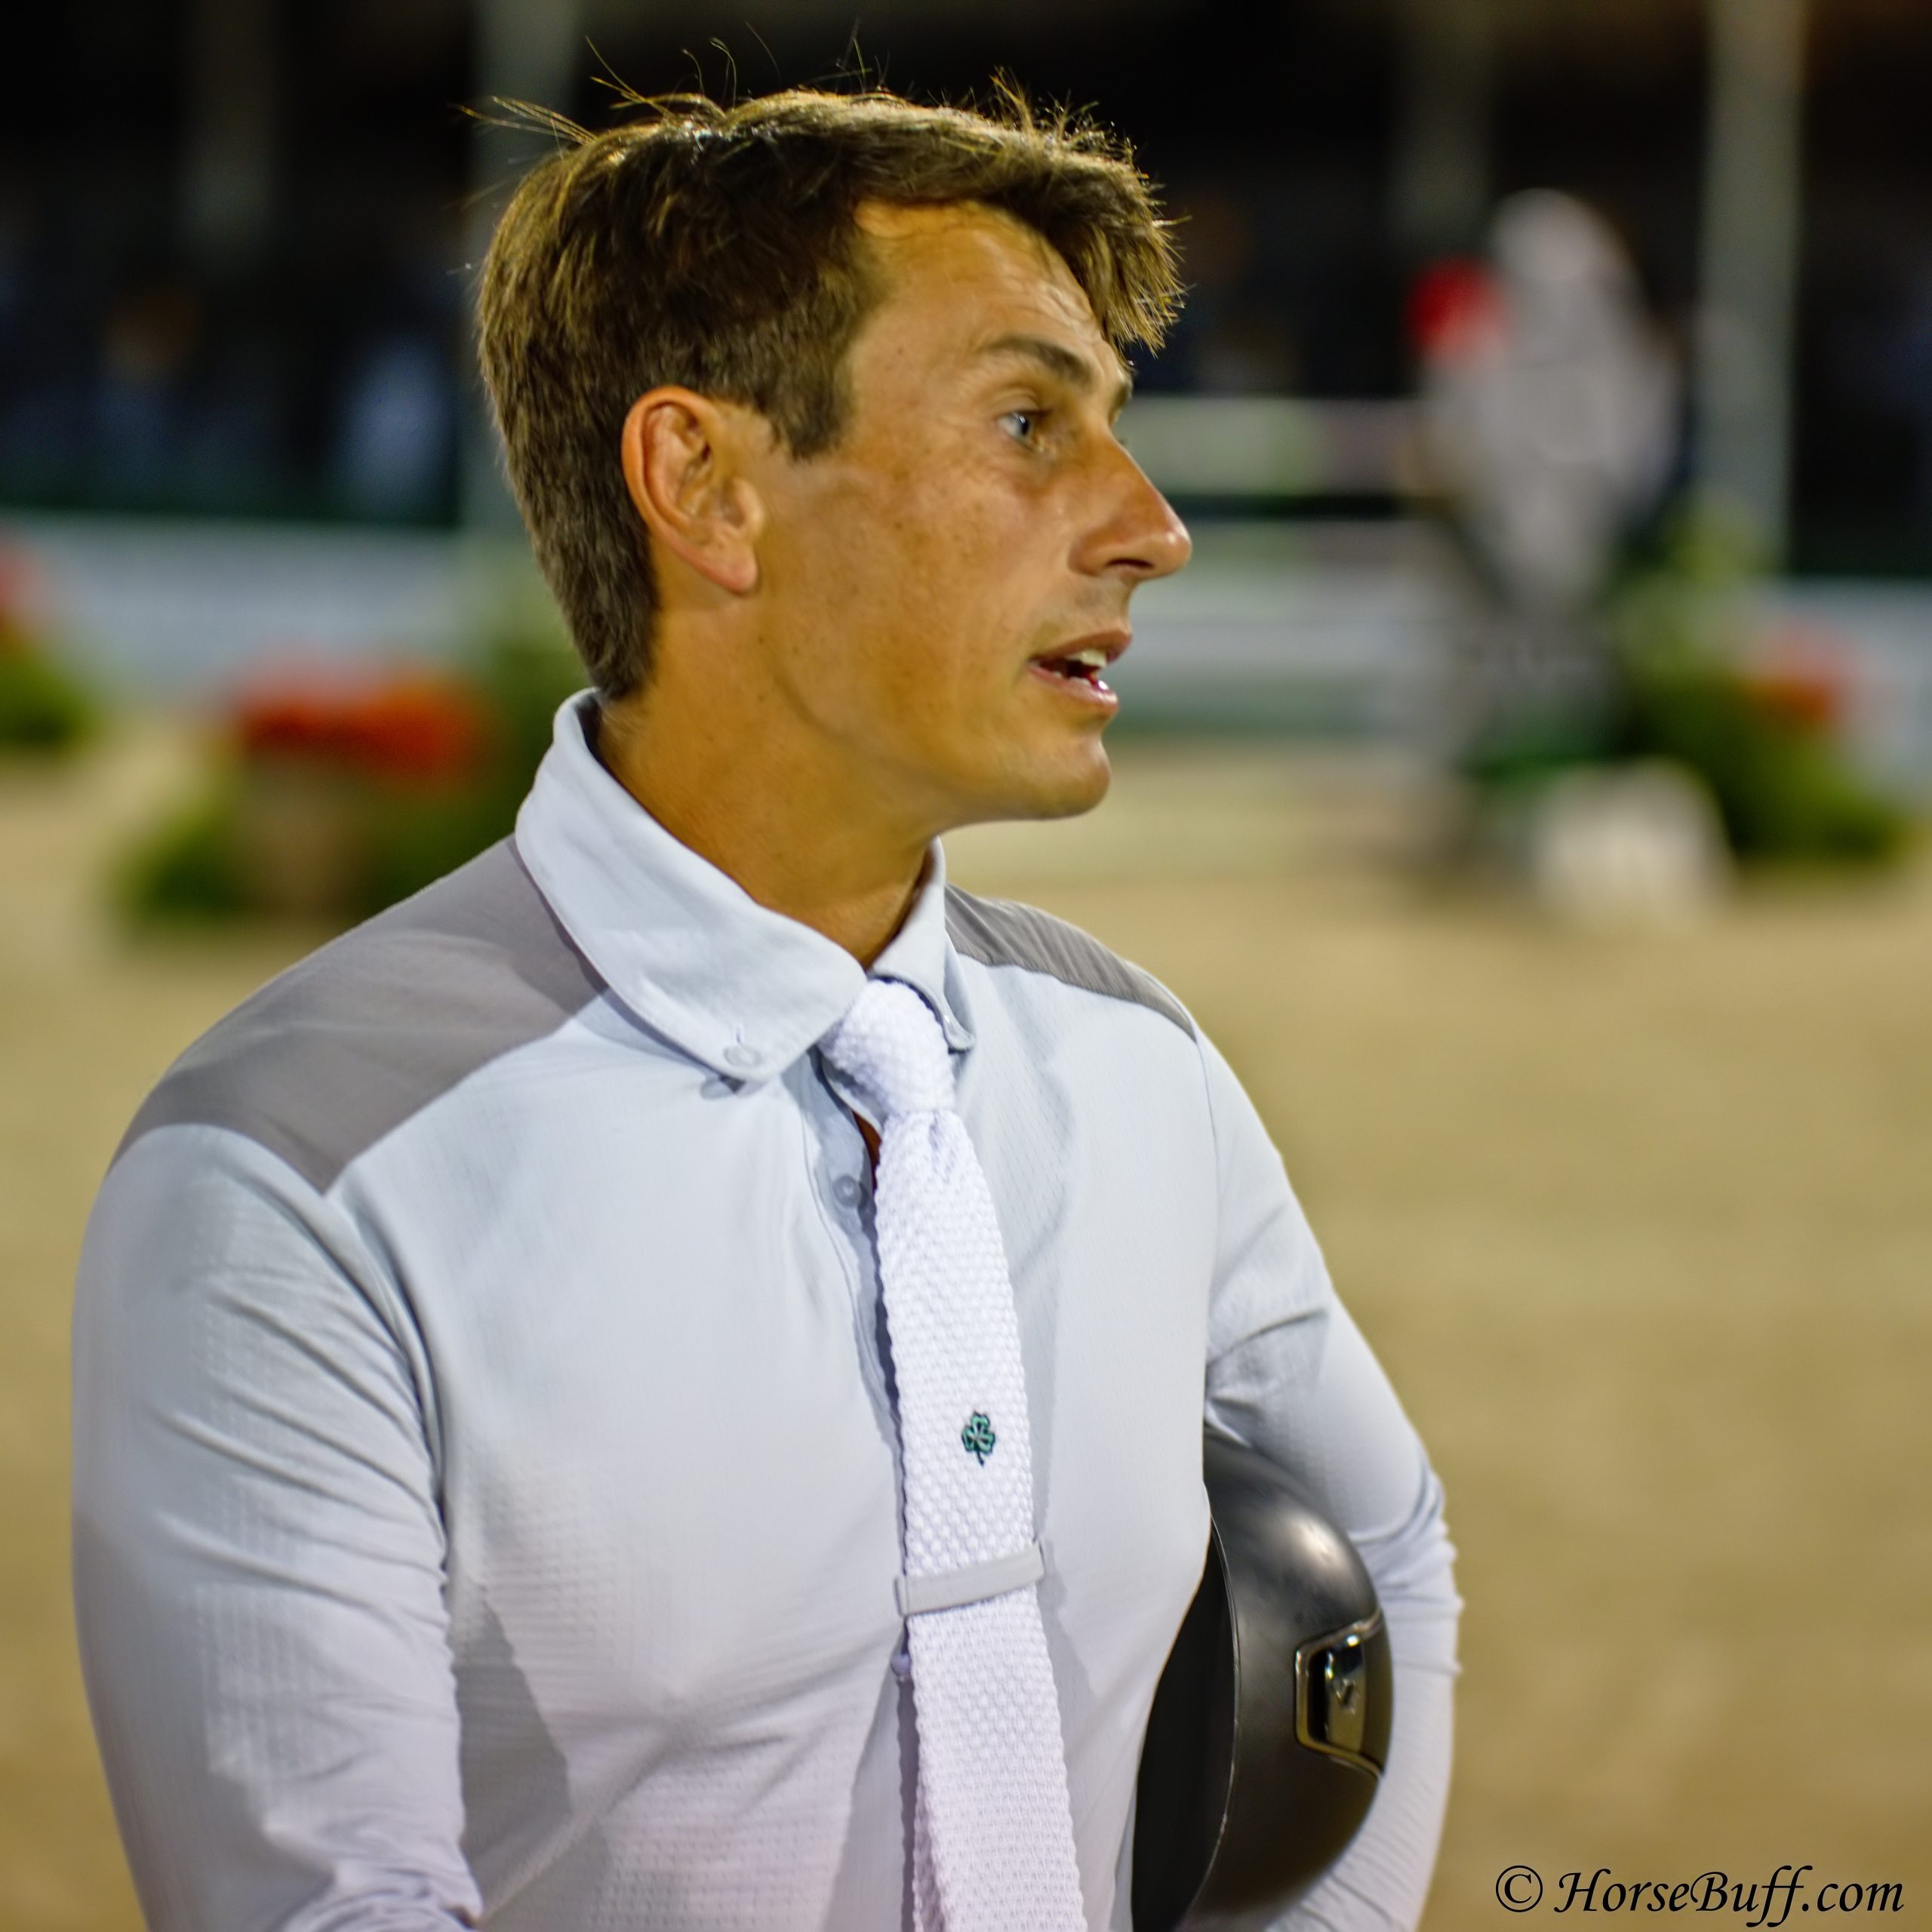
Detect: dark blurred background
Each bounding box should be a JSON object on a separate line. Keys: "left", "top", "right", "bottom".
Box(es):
{"left": 3, "top": 0, "right": 1930, "bottom": 568}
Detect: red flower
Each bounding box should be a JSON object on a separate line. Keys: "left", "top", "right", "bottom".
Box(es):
{"left": 233, "top": 669, "right": 493, "bottom": 784}
{"left": 1741, "top": 626, "right": 1850, "bottom": 735}
{"left": 1408, "top": 259, "right": 1508, "bottom": 368}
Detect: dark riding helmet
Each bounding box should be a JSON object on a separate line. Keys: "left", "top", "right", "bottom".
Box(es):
{"left": 1134, "top": 1432, "right": 1394, "bottom": 1930}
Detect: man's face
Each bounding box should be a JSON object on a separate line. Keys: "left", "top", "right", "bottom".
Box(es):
{"left": 742, "top": 201, "right": 1191, "bottom": 833}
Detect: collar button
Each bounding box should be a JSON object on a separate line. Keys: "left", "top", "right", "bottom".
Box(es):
{"left": 722, "top": 1043, "right": 760, "bottom": 1071}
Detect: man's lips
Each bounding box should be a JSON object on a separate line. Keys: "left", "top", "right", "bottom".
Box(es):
{"left": 1027, "top": 630, "right": 1131, "bottom": 695}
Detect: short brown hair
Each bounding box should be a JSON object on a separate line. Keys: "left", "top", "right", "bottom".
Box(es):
{"left": 476, "top": 87, "right": 1181, "bottom": 697}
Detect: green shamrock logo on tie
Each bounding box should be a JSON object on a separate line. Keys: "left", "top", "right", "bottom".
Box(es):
{"left": 961, "top": 1411, "right": 996, "bottom": 1464}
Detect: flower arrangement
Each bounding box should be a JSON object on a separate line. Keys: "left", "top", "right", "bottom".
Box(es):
{"left": 1603, "top": 515, "right": 1909, "bottom": 866}
{"left": 118, "top": 631, "right": 582, "bottom": 924}
{"left": 1461, "top": 508, "right": 1912, "bottom": 871}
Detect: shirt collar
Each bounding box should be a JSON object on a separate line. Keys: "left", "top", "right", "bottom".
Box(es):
{"left": 514, "top": 695, "right": 972, "bottom": 1083}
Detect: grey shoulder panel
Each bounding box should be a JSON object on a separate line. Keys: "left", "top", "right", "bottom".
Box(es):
{"left": 943, "top": 885, "right": 1194, "bottom": 1038}
{"left": 117, "top": 839, "right": 605, "bottom": 1192}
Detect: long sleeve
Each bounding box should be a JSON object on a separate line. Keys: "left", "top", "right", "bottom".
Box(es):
{"left": 1197, "top": 1033, "right": 1460, "bottom": 1932}
{"left": 72, "top": 1124, "right": 481, "bottom": 1931}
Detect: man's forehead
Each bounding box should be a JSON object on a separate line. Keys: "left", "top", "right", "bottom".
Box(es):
{"left": 855, "top": 196, "right": 1052, "bottom": 257}
{"left": 853, "top": 199, "right": 1121, "bottom": 381}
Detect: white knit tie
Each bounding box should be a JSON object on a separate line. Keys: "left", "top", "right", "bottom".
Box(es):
{"left": 820, "top": 979, "right": 1088, "bottom": 1932}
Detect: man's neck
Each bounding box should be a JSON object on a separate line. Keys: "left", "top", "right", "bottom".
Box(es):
{"left": 593, "top": 694, "right": 932, "bottom": 970}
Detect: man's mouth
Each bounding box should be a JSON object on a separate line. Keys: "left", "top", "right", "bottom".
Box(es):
{"left": 1028, "top": 635, "right": 1128, "bottom": 703}
{"left": 1035, "top": 645, "right": 1112, "bottom": 686}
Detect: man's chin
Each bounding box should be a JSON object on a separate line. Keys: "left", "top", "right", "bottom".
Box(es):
{"left": 971, "top": 740, "right": 1114, "bottom": 826}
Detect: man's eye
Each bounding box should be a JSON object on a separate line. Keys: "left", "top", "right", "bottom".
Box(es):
{"left": 1001, "top": 408, "right": 1045, "bottom": 445}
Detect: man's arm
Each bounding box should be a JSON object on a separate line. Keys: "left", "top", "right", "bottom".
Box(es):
{"left": 1196, "top": 1033, "right": 1460, "bottom": 1932}
{"left": 72, "top": 1124, "right": 481, "bottom": 1931}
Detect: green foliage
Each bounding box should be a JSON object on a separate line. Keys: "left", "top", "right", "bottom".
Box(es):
{"left": 357, "top": 778, "right": 520, "bottom": 913}
{"left": 1457, "top": 697, "right": 1620, "bottom": 796}
{"left": 1617, "top": 658, "right": 1907, "bottom": 864}
{"left": 112, "top": 785, "right": 250, "bottom": 922}
{"left": 469, "top": 627, "right": 586, "bottom": 810}
{"left": 0, "top": 646, "right": 97, "bottom": 753}
{"left": 1602, "top": 507, "right": 1909, "bottom": 866}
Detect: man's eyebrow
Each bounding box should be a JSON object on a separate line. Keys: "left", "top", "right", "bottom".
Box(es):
{"left": 973, "top": 333, "right": 1134, "bottom": 414}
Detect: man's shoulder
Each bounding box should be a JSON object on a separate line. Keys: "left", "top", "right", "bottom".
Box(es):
{"left": 115, "top": 838, "right": 605, "bottom": 1193}
{"left": 941, "top": 883, "right": 1193, "bottom": 1039}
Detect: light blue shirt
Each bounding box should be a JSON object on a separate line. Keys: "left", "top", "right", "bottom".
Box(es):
{"left": 73, "top": 696, "right": 1459, "bottom": 1930}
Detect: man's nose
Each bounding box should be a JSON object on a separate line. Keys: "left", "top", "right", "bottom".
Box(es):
{"left": 1079, "top": 444, "right": 1192, "bottom": 583}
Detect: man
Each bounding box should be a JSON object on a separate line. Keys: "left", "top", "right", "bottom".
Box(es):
{"left": 73, "top": 89, "right": 1459, "bottom": 1930}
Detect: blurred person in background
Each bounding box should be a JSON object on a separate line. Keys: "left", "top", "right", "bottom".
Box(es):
{"left": 70, "top": 86, "right": 1458, "bottom": 1931}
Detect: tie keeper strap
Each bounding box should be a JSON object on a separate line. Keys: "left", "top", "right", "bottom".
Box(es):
{"left": 896, "top": 1541, "right": 1047, "bottom": 1618}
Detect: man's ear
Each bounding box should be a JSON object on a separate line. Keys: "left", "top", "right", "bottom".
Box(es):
{"left": 619, "top": 388, "right": 766, "bottom": 597}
